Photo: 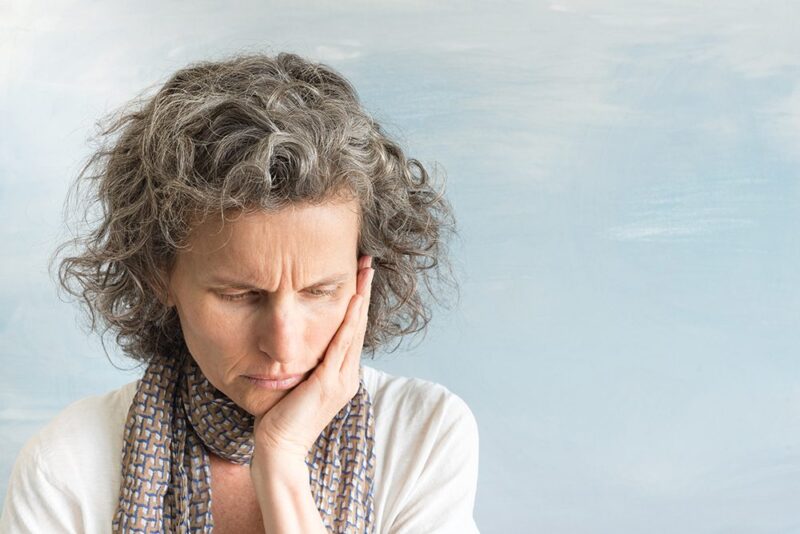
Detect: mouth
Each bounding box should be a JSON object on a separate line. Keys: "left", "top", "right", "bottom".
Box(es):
{"left": 243, "top": 373, "right": 305, "bottom": 390}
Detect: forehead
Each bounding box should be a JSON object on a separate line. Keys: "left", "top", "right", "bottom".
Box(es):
{"left": 182, "top": 199, "right": 360, "bottom": 267}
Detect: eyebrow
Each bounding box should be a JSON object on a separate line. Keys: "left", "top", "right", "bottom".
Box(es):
{"left": 206, "top": 272, "right": 351, "bottom": 291}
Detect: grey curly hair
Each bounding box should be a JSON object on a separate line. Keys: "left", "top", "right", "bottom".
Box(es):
{"left": 49, "top": 52, "right": 458, "bottom": 366}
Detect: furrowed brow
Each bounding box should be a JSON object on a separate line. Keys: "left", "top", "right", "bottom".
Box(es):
{"left": 306, "top": 273, "right": 350, "bottom": 287}
{"left": 207, "top": 272, "right": 350, "bottom": 290}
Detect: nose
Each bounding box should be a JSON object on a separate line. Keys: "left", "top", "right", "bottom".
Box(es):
{"left": 256, "top": 293, "right": 303, "bottom": 364}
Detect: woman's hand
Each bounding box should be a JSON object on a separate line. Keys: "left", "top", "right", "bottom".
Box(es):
{"left": 250, "top": 255, "right": 375, "bottom": 463}
{"left": 248, "top": 257, "right": 374, "bottom": 533}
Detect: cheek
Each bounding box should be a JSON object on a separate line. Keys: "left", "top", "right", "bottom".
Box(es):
{"left": 179, "top": 292, "right": 353, "bottom": 360}
{"left": 178, "top": 297, "right": 245, "bottom": 354}
{"left": 308, "top": 299, "right": 351, "bottom": 346}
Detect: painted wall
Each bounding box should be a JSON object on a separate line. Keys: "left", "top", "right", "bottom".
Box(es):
{"left": 1, "top": 1, "right": 798, "bottom": 531}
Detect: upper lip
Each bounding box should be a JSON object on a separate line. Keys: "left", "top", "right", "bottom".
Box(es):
{"left": 246, "top": 373, "right": 303, "bottom": 381}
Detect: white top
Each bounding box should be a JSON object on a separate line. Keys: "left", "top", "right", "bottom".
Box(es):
{"left": 0, "top": 365, "right": 480, "bottom": 533}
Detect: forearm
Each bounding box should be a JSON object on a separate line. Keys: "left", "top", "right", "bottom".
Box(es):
{"left": 251, "top": 451, "right": 328, "bottom": 534}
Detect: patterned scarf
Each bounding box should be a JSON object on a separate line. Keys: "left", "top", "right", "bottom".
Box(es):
{"left": 112, "top": 352, "right": 376, "bottom": 533}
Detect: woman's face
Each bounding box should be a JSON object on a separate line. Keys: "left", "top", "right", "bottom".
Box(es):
{"left": 165, "top": 199, "right": 361, "bottom": 417}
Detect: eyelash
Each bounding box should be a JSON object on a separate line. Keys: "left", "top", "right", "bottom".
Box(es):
{"left": 219, "top": 288, "right": 338, "bottom": 302}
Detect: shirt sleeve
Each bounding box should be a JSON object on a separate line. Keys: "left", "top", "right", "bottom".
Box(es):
{"left": 0, "top": 441, "right": 83, "bottom": 534}
{"left": 388, "top": 393, "right": 481, "bottom": 534}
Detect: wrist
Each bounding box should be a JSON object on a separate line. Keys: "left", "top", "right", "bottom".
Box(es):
{"left": 252, "top": 443, "right": 309, "bottom": 470}
{"left": 250, "top": 447, "right": 310, "bottom": 495}
{"left": 250, "top": 449, "right": 328, "bottom": 534}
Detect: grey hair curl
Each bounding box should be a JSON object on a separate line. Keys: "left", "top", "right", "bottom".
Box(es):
{"left": 50, "top": 52, "right": 458, "bottom": 365}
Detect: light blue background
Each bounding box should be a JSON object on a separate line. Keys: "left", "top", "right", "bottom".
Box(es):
{"left": 2, "top": 1, "right": 799, "bottom": 531}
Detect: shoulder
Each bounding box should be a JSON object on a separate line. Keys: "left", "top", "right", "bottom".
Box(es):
{"left": 362, "top": 364, "right": 478, "bottom": 440}
{"left": 360, "top": 365, "right": 480, "bottom": 533}
{"left": 361, "top": 363, "right": 475, "bottom": 419}
{"left": 0, "top": 380, "right": 139, "bottom": 531}
{"left": 22, "top": 379, "right": 140, "bottom": 478}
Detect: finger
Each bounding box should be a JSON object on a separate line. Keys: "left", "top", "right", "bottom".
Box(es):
{"left": 341, "top": 266, "right": 374, "bottom": 376}
{"left": 353, "top": 265, "right": 374, "bottom": 338}
{"left": 357, "top": 254, "right": 373, "bottom": 274}
{"left": 335, "top": 264, "right": 371, "bottom": 379}
{"left": 318, "top": 258, "right": 372, "bottom": 381}
{"left": 318, "top": 290, "right": 363, "bottom": 378}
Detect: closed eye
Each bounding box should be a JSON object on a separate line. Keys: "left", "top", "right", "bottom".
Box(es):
{"left": 218, "top": 287, "right": 339, "bottom": 302}
{"left": 305, "top": 287, "right": 339, "bottom": 297}
{"left": 219, "top": 291, "right": 258, "bottom": 302}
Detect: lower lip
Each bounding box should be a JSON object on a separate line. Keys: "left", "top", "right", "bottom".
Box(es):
{"left": 244, "top": 375, "right": 304, "bottom": 390}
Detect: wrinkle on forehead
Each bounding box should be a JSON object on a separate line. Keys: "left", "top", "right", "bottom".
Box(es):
{"left": 177, "top": 198, "right": 360, "bottom": 291}
{"left": 185, "top": 198, "right": 360, "bottom": 254}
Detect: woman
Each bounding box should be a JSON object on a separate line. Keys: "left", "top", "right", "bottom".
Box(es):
{"left": 0, "top": 52, "right": 479, "bottom": 533}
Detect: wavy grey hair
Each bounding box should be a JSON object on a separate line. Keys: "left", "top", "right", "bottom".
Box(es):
{"left": 50, "top": 52, "right": 458, "bottom": 365}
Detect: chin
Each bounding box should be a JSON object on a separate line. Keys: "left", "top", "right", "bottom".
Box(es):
{"left": 241, "top": 389, "right": 288, "bottom": 417}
